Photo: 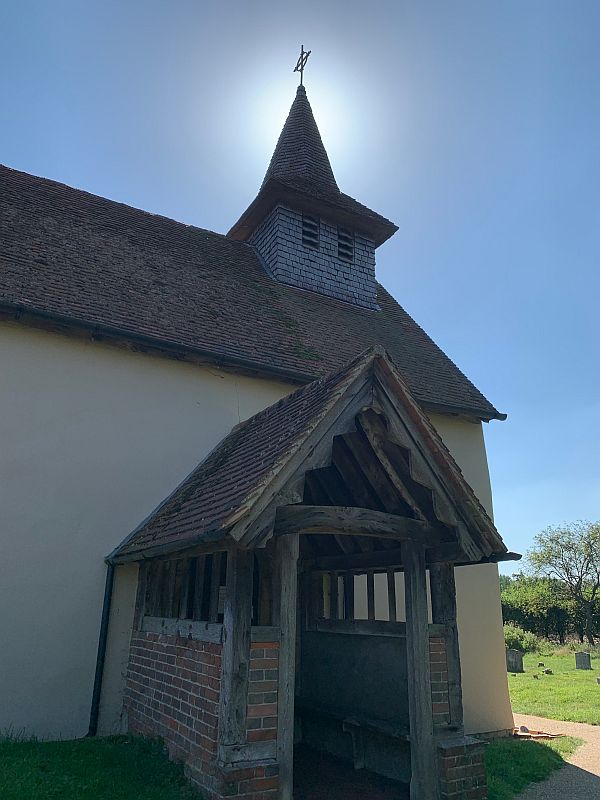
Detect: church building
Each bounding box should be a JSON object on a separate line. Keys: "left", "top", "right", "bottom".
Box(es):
{"left": 0, "top": 75, "right": 517, "bottom": 799}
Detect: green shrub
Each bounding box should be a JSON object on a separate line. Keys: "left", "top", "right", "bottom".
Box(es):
{"left": 504, "top": 623, "right": 540, "bottom": 653}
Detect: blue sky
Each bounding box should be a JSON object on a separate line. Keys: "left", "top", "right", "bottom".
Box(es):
{"left": 1, "top": 1, "right": 598, "bottom": 570}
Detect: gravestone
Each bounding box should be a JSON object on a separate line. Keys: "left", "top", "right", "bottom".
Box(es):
{"left": 506, "top": 649, "right": 524, "bottom": 673}
{"left": 575, "top": 652, "right": 592, "bottom": 670}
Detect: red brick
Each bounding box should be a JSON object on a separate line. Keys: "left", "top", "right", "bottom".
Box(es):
{"left": 250, "top": 658, "right": 279, "bottom": 670}
{"left": 238, "top": 776, "right": 280, "bottom": 792}
{"left": 247, "top": 703, "right": 277, "bottom": 718}
{"left": 247, "top": 728, "right": 277, "bottom": 742}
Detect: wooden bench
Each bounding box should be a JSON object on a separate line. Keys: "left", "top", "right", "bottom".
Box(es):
{"left": 296, "top": 702, "right": 410, "bottom": 770}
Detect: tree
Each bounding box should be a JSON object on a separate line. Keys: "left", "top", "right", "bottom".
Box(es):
{"left": 500, "top": 573, "right": 571, "bottom": 642}
{"left": 528, "top": 521, "right": 600, "bottom": 645}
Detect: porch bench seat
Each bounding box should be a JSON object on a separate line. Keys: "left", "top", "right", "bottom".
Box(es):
{"left": 295, "top": 700, "right": 410, "bottom": 741}
{"left": 342, "top": 715, "right": 410, "bottom": 742}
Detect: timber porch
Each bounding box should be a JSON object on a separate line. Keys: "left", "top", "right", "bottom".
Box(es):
{"left": 111, "top": 349, "right": 517, "bottom": 800}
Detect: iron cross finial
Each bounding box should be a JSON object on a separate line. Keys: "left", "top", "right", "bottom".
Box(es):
{"left": 293, "top": 44, "right": 311, "bottom": 86}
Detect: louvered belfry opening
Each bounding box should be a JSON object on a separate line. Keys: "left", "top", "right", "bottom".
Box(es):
{"left": 302, "top": 213, "right": 320, "bottom": 249}
{"left": 337, "top": 227, "right": 354, "bottom": 263}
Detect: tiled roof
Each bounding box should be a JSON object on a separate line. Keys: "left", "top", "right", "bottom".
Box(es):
{"left": 261, "top": 85, "right": 339, "bottom": 193}
{"left": 0, "top": 163, "right": 502, "bottom": 419}
{"left": 111, "top": 348, "right": 507, "bottom": 561}
{"left": 230, "top": 86, "right": 398, "bottom": 245}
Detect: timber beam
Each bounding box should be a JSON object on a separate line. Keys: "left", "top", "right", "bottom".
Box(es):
{"left": 306, "top": 543, "right": 467, "bottom": 572}
{"left": 307, "top": 544, "right": 518, "bottom": 572}
{"left": 274, "top": 505, "right": 437, "bottom": 543}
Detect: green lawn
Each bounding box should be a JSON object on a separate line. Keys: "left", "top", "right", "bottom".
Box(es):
{"left": 508, "top": 651, "right": 600, "bottom": 725}
{"left": 0, "top": 728, "right": 583, "bottom": 800}
{"left": 0, "top": 736, "right": 201, "bottom": 800}
{"left": 485, "top": 736, "right": 581, "bottom": 800}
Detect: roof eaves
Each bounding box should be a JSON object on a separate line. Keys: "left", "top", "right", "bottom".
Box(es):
{"left": 0, "top": 301, "right": 317, "bottom": 383}
{"left": 227, "top": 178, "right": 398, "bottom": 247}
{"left": 422, "top": 399, "right": 507, "bottom": 423}
{"left": 1, "top": 301, "right": 504, "bottom": 423}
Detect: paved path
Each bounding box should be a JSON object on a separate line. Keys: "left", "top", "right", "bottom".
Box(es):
{"left": 514, "top": 713, "right": 600, "bottom": 799}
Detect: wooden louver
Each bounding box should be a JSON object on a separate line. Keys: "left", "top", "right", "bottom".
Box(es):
{"left": 301, "top": 214, "right": 320, "bottom": 249}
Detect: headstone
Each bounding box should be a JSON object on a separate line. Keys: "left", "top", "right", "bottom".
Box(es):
{"left": 576, "top": 652, "right": 592, "bottom": 670}
{"left": 506, "top": 649, "right": 524, "bottom": 673}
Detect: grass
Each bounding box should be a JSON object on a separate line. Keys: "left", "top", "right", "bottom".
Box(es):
{"left": 0, "top": 727, "right": 584, "bottom": 800}
{"left": 0, "top": 735, "right": 202, "bottom": 800}
{"left": 508, "top": 651, "right": 600, "bottom": 725}
{"left": 486, "top": 735, "right": 582, "bottom": 800}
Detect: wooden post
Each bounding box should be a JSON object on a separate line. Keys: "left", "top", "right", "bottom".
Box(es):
{"left": 402, "top": 541, "right": 440, "bottom": 800}
{"left": 344, "top": 573, "right": 355, "bottom": 621}
{"left": 219, "top": 548, "right": 254, "bottom": 759}
{"left": 209, "top": 552, "right": 223, "bottom": 623}
{"left": 330, "top": 571, "right": 339, "bottom": 620}
{"left": 277, "top": 533, "right": 299, "bottom": 800}
{"left": 366, "top": 570, "right": 375, "bottom": 620}
{"left": 387, "top": 569, "right": 397, "bottom": 622}
{"left": 430, "top": 562, "right": 464, "bottom": 731}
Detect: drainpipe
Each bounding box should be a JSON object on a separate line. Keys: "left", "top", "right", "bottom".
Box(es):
{"left": 87, "top": 561, "right": 115, "bottom": 737}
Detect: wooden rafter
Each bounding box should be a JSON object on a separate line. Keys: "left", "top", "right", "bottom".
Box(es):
{"left": 355, "top": 409, "right": 428, "bottom": 521}
{"left": 338, "top": 430, "right": 414, "bottom": 516}
{"left": 331, "top": 436, "right": 384, "bottom": 511}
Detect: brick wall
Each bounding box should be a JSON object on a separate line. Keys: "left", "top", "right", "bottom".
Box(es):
{"left": 251, "top": 204, "right": 377, "bottom": 309}
{"left": 196, "top": 763, "right": 279, "bottom": 800}
{"left": 429, "top": 635, "right": 451, "bottom": 727}
{"left": 124, "top": 625, "right": 482, "bottom": 799}
{"left": 437, "top": 737, "right": 488, "bottom": 800}
{"left": 125, "top": 631, "right": 222, "bottom": 789}
{"left": 124, "top": 629, "right": 280, "bottom": 800}
{"left": 246, "top": 641, "right": 279, "bottom": 746}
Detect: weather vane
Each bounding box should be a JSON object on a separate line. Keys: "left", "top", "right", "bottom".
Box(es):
{"left": 293, "top": 44, "right": 311, "bottom": 86}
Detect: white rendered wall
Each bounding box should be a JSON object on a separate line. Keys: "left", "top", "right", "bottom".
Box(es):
{"left": 0, "top": 322, "right": 292, "bottom": 739}
{"left": 0, "top": 320, "right": 511, "bottom": 739}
